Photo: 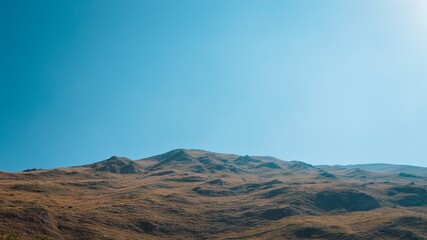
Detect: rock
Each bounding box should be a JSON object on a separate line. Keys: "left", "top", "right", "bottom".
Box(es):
{"left": 10, "top": 184, "right": 44, "bottom": 193}
{"left": 167, "top": 176, "right": 206, "bottom": 182}
{"left": 22, "top": 168, "right": 42, "bottom": 172}
{"left": 314, "top": 190, "right": 380, "bottom": 212}
{"left": 149, "top": 170, "right": 176, "bottom": 176}
{"left": 259, "top": 207, "right": 293, "bottom": 220}
{"left": 319, "top": 171, "right": 337, "bottom": 179}
{"left": 256, "top": 162, "right": 282, "bottom": 169}
{"left": 135, "top": 220, "right": 158, "bottom": 233}
{"left": 262, "top": 187, "right": 288, "bottom": 198}
{"left": 234, "top": 155, "right": 261, "bottom": 165}
{"left": 230, "top": 180, "right": 282, "bottom": 193}
{"left": 190, "top": 165, "right": 206, "bottom": 173}
{"left": 287, "top": 161, "right": 314, "bottom": 169}
{"left": 192, "top": 187, "right": 235, "bottom": 197}
{"left": 207, "top": 179, "right": 225, "bottom": 185}
{"left": 89, "top": 156, "right": 143, "bottom": 174}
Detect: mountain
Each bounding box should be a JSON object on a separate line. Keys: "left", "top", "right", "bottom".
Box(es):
{"left": 0, "top": 149, "right": 426, "bottom": 239}
{"left": 333, "top": 163, "right": 427, "bottom": 177}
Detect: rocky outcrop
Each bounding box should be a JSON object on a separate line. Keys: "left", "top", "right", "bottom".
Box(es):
{"left": 389, "top": 185, "right": 427, "bottom": 206}
{"left": 314, "top": 190, "right": 380, "bottom": 212}
{"left": 87, "top": 156, "right": 143, "bottom": 174}
{"left": 256, "top": 162, "right": 282, "bottom": 169}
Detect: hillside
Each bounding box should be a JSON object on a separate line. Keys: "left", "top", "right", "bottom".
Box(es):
{"left": 332, "top": 163, "right": 427, "bottom": 177}
{"left": 1, "top": 149, "right": 427, "bottom": 239}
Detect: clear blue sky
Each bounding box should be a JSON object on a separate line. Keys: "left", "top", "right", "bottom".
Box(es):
{"left": 1, "top": 0, "right": 427, "bottom": 171}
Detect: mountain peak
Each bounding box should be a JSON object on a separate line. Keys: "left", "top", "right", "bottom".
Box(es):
{"left": 85, "top": 156, "right": 142, "bottom": 174}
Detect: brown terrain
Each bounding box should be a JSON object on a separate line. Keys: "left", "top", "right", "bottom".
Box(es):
{"left": 1, "top": 149, "right": 426, "bottom": 239}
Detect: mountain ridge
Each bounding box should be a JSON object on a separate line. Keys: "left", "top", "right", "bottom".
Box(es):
{"left": 0, "top": 149, "right": 426, "bottom": 239}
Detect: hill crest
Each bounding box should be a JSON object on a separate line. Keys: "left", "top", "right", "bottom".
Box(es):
{"left": 0, "top": 149, "right": 426, "bottom": 239}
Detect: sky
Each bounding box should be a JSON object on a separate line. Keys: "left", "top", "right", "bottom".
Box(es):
{"left": 1, "top": 0, "right": 427, "bottom": 171}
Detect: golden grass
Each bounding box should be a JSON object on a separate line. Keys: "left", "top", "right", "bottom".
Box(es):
{"left": 0, "top": 149, "right": 426, "bottom": 239}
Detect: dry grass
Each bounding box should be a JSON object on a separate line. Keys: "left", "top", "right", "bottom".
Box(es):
{"left": 0, "top": 149, "right": 426, "bottom": 239}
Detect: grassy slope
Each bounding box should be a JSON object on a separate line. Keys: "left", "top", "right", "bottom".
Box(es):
{"left": 0, "top": 149, "right": 426, "bottom": 239}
